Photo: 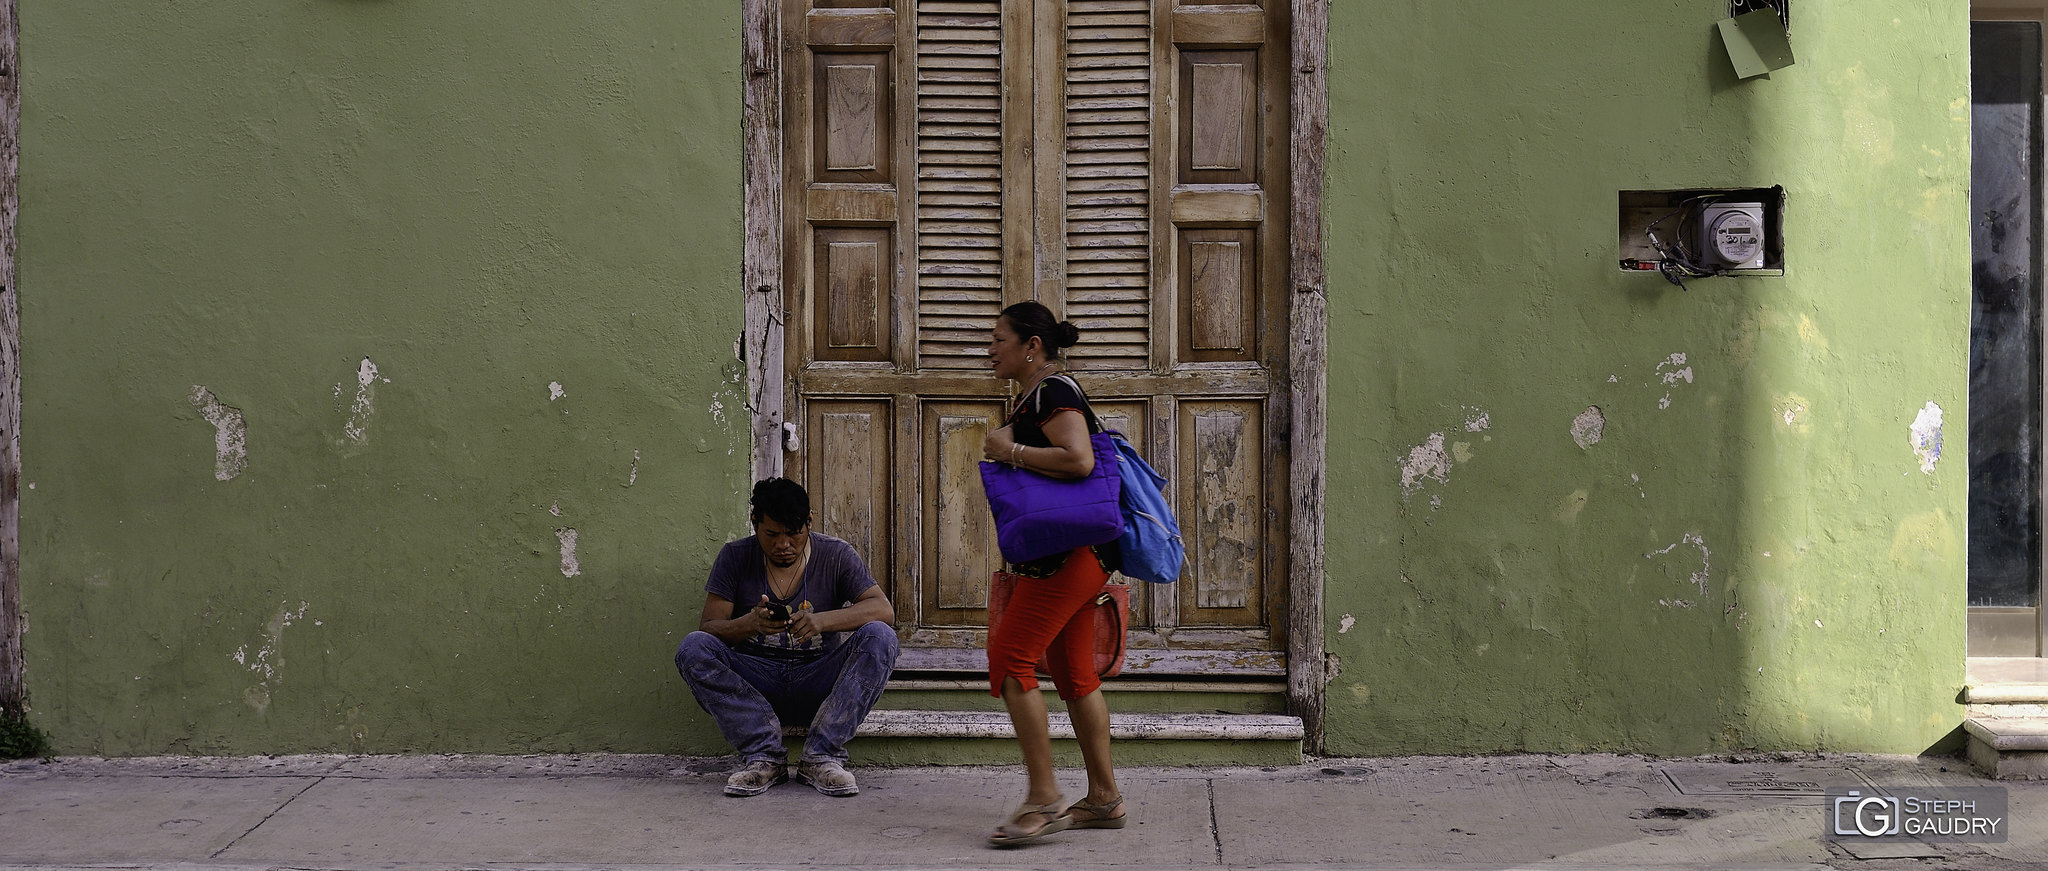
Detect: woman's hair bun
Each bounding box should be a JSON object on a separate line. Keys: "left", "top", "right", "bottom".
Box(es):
{"left": 1054, "top": 321, "right": 1081, "bottom": 349}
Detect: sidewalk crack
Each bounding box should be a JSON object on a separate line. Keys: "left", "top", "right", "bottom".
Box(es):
{"left": 1207, "top": 778, "right": 1223, "bottom": 865}
{"left": 211, "top": 775, "right": 323, "bottom": 859}
{"left": 1546, "top": 757, "right": 1655, "bottom": 797}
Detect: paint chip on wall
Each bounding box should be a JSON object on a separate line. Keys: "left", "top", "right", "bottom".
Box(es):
{"left": 1775, "top": 394, "right": 1811, "bottom": 430}
{"left": 231, "top": 601, "right": 311, "bottom": 712}
{"left": 1654, "top": 353, "right": 1693, "bottom": 409}
{"left": 343, "top": 358, "right": 384, "bottom": 444}
{"left": 1657, "top": 353, "right": 1694, "bottom": 385}
{"left": 188, "top": 386, "right": 248, "bottom": 481}
{"left": 1646, "top": 533, "right": 1711, "bottom": 600}
{"left": 1399, "top": 433, "right": 1450, "bottom": 496}
{"left": 1910, "top": 401, "right": 1943, "bottom": 473}
{"left": 549, "top": 382, "right": 566, "bottom": 401}
{"left": 1571, "top": 407, "right": 1605, "bottom": 449}
{"left": 1338, "top": 614, "right": 1356, "bottom": 634}
{"left": 557, "top": 527, "right": 582, "bottom": 577}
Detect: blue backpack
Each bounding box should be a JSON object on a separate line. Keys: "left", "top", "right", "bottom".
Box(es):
{"left": 1106, "top": 432, "right": 1184, "bottom": 584}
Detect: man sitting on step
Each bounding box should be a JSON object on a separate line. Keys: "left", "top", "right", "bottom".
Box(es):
{"left": 674, "top": 477, "right": 899, "bottom": 797}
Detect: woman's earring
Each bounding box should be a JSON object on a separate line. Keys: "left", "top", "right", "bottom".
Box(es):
{"left": 1026, "top": 355, "right": 1033, "bottom": 363}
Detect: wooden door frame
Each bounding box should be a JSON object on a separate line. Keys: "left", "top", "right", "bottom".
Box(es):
{"left": 0, "top": 0, "right": 23, "bottom": 720}
{"left": 739, "top": 0, "right": 1330, "bottom": 751}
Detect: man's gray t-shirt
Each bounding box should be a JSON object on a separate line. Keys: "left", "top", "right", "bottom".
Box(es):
{"left": 705, "top": 532, "right": 878, "bottom": 662}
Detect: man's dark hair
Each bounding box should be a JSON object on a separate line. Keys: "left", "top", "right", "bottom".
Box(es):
{"left": 750, "top": 477, "right": 811, "bottom": 531}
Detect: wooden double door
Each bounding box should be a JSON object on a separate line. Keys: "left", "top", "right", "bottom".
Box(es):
{"left": 777, "top": 0, "right": 1291, "bottom": 674}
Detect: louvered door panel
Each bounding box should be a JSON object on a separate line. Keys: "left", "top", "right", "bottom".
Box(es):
{"left": 914, "top": 1, "right": 1007, "bottom": 368}
{"left": 1063, "top": 0, "right": 1154, "bottom": 371}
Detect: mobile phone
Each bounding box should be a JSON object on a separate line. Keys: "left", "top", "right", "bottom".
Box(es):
{"left": 761, "top": 602, "right": 790, "bottom": 622}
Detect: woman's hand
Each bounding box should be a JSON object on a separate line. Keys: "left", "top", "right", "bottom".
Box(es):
{"left": 984, "top": 413, "right": 1092, "bottom": 477}
{"left": 984, "top": 425, "right": 1017, "bottom": 463}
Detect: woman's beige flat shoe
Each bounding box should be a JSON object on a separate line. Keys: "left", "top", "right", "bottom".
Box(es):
{"left": 989, "top": 799, "right": 1073, "bottom": 847}
{"left": 1066, "top": 795, "right": 1127, "bottom": 829}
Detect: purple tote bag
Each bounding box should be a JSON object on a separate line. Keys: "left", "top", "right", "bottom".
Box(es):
{"left": 978, "top": 432, "right": 1124, "bottom": 564}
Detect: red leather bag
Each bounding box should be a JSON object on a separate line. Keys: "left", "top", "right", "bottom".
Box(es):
{"left": 988, "top": 571, "right": 1129, "bottom": 678}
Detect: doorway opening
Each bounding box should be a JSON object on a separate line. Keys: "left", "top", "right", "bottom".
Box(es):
{"left": 1971, "top": 8, "right": 2048, "bottom": 666}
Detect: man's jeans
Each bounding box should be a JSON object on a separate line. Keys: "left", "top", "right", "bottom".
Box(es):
{"left": 674, "top": 622, "right": 899, "bottom": 764}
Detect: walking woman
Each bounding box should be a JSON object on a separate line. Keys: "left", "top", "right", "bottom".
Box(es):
{"left": 981, "top": 301, "right": 1127, "bottom": 846}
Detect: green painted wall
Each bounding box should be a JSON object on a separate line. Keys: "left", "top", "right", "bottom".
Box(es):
{"left": 19, "top": 0, "right": 1973, "bottom": 758}
{"left": 1322, "top": 2, "right": 1970, "bottom": 755}
{"left": 22, "top": 2, "right": 747, "bottom": 753}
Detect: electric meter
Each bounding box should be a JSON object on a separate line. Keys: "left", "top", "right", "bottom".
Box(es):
{"left": 1698, "top": 202, "right": 1766, "bottom": 270}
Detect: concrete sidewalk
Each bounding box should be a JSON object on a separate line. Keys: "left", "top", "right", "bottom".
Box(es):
{"left": 0, "top": 752, "right": 2041, "bottom": 871}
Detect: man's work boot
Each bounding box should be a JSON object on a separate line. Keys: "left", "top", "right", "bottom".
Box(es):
{"left": 796, "top": 758, "right": 860, "bottom": 797}
{"left": 723, "top": 760, "right": 788, "bottom": 797}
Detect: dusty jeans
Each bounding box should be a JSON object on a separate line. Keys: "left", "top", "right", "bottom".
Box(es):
{"left": 674, "top": 621, "right": 899, "bottom": 764}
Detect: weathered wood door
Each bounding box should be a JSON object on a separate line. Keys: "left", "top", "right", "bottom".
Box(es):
{"left": 777, "top": 0, "right": 1291, "bottom": 675}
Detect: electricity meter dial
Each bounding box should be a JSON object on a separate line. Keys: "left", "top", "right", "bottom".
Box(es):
{"left": 1698, "top": 202, "right": 1766, "bottom": 270}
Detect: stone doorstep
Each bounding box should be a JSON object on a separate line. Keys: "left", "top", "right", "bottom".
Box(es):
{"left": 1963, "top": 716, "right": 2048, "bottom": 752}
{"left": 1968, "top": 703, "right": 2048, "bottom": 719}
{"left": 885, "top": 677, "right": 1290, "bottom": 694}
{"left": 782, "top": 711, "right": 1304, "bottom": 741}
{"left": 1963, "top": 684, "right": 2048, "bottom": 705}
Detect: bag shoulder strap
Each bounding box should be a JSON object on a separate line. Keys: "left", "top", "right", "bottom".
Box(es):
{"left": 1040, "top": 373, "right": 1104, "bottom": 434}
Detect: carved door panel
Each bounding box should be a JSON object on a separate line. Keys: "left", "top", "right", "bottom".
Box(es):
{"left": 782, "top": 0, "right": 1290, "bottom": 675}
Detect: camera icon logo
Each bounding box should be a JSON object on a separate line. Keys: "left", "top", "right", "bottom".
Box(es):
{"left": 1833, "top": 791, "right": 1903, "bottom": 837}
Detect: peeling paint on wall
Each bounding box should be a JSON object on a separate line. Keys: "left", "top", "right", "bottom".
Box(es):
{"left": 231, "top": 601, "right": 311, "bottom": 712}
{"left": 1646, "top": 533, "right": 1711, "bottom": 606}
{"left": 1338, "top": 614, "right": 1356, "bottom": 634}
{"left": 628, "top": 449, "right": 640, "bottom": 486}
{"left": 343, "top": 358, "right": 384, "bottom": 445}
{"left": 1571, "top": 406, "right": 1604, "bottom": 449}
{"left": 1399, "top": 433, "right": 1450, "bottom": 496}
{"left": 557, "top": 527, "right": 582, "bottom": 577}
{"left": 1654, "top": 353, "right": 1692, "bottom": 409}
{"left": 1775, "top": 394, "right": 1811, "bottom": 431}
{"left": 188, "top": 386, "right": 247, "bottom": 481}
{"left": 711, "top": 362, "right": 750, "bottom": 457}
{"left": 1463, "top": 408, "right": 1490, "bottom": 432}
{"left": 1910, "top": 401, "right": 1943, "bottom": 473}
{"left": 548, "top": 381, "right": 566, "bottom": 401}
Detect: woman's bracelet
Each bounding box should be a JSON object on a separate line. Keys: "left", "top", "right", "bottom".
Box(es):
{"left": 1011, "top": 444, "right": 1023, "bottom": 467}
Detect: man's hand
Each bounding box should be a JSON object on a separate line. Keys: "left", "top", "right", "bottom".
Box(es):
{"left": 787, "top": 603, "right": 822, "bottom": 644}
{"left": 751, "top": 594, "right": 791, "bottom": 634}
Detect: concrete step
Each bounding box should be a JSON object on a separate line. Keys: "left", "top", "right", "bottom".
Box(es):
{"left": 840, "top": 709, "right": 1305, "bottom": 767}
{"left": 1961, "top": 683, "right": 2048, "bottom": 720}
{"left": 1962, "top": 684, "right": 2048, "bottom": 704}
{"left": 1964, "top": 717, "right": 2048, "bottom": 779}
{"left": 879, "top": 677, "right": 1288, "bottom": 715}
